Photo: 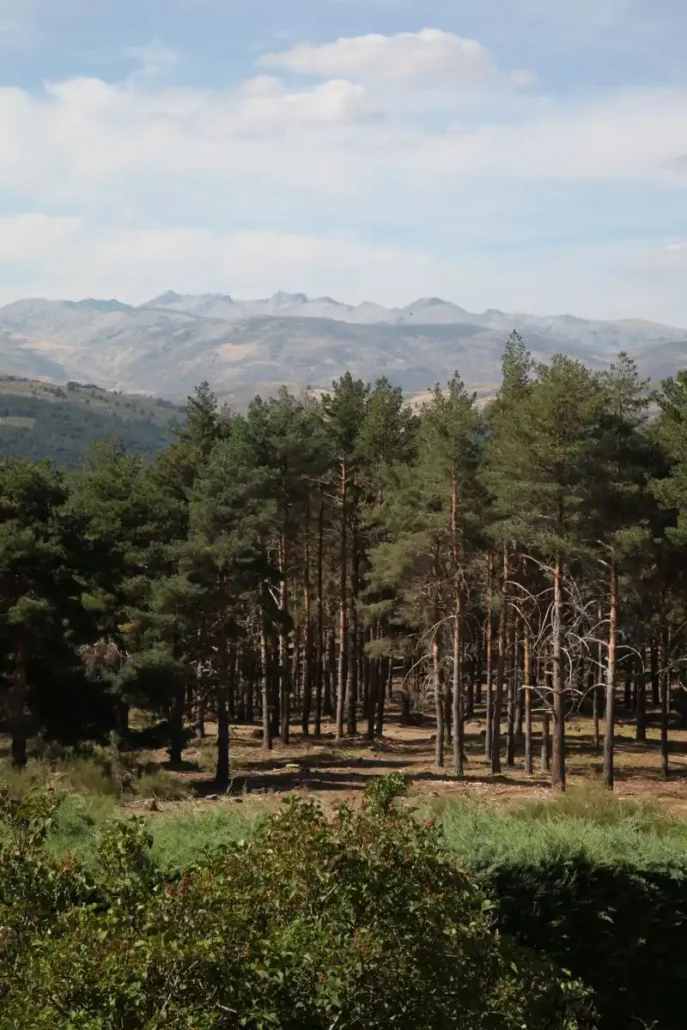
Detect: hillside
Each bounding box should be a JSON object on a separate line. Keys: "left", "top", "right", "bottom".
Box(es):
{"left": 0, "top": 293, "right": 684, "bottom": 403}
{"left": 0, "top": 377, "right": 183, "bottom": 468}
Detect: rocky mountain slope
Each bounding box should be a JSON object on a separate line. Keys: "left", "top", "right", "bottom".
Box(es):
{"left": 0, "top": 292, "right": 684, "bottom": 405}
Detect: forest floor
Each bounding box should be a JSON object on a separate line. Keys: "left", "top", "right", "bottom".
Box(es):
{"left": 131, "top": 701, "right": 687, "bottom": 817}
{"left": 3, "top": 700, "right": 687, "bottom": 817}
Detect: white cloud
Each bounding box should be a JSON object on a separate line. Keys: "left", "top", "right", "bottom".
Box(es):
{"left": 0, "top": 28, "right": 686, "bottom": 323}
{"left": 125, "top": 39, "right": 179, "bottom": 77}
{"left": 0, "top": 213, "right": 82, "bottom": 263}
{"left": 259, "top": 28, "right": 535, "bottom": 90}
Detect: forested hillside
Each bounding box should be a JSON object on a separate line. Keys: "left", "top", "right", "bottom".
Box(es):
{"left": 0, "top": 377, "right": 182, "bottom": 467}
{"left": 1, "top": 334, "right": 687, "bottom": 793}
{"left": 4, "top": 334, "right": 687, "bottom": 1029}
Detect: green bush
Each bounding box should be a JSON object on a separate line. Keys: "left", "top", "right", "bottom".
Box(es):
{"left": 0, "top": 776, "right": 591, "bottom": 1030}
{"left": 439, "top": 795, "right": 687, "bottom": 1030}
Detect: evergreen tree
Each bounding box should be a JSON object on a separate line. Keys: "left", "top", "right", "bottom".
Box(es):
{"left": 485, "top": 355, "right": 605, "bottom": 789}
{"left": 0, "top": 461, "right": 100, "bottom": 765}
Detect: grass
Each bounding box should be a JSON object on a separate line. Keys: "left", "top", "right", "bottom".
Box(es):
{"left": 435, "top": 783, "right": 687, "bottom": 872}
{"left": 4, "top": 744, "right": 687, "bottom": 875}
{"left": 149, "top": 802, "right": 264, "bottom": 873}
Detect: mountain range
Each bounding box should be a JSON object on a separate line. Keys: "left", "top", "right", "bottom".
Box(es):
{"left": 0, "top": 291, "right": 684, "bottom": 406}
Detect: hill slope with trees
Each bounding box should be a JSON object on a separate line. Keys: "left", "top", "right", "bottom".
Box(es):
{"left": 0, "top": 377, "right": 183, "bottom": 467}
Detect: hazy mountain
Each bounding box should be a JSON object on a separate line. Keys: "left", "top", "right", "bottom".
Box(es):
{"left": 0, "top": 291, "right": 684, "bottom": 405}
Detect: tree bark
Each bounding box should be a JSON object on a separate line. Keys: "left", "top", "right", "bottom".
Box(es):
{"left": 433, "top": 629, "right": 444, "bottom": 768}
{"left": 345, "top": 518, "right": 359, "bottom": 736}
{"left": 659, "top": 630, "right": 669, "bottom": 780}
{"left": 524, "top": 620, "right": 533, "bottom": 775}
{"left": 506, "top": 606, "right": 517, "bottom": 768}
{"left": 551, "top": 553, "right": 566, "bottom": 791}
{"left": 336, "top": 459, "right": 348, "bottom": 740}
{"left": 541, "top": 710, "right": 551, "bottom": 772}
{"left": 169, "top": 678, "right": 186, "bottom": 770}
{"left": 260, "top": 621, "right": 272, "bottom": 751}
{"left": 490, "top": 545, "right": 510, "bottom": 774}
{"left": 302, "top": 499, "right": 313, "bottom": 736}
{"left": 452, "top": 592, "right": 464, "bottom": 777}
{"left": 278, "top": 534, "right": 290, "bottom": 745}
{"left": 650, "top": 643, "right": 659, "bottom": 705}
{"left": 603, "top": 552, "right": 617, "bottom": 791}
{"left": 215, "top": 630, "right": 231, "bottom": 788}
{"left": 366, "top": 635, "right": 377, "bottom": 742}
{"left": 376, "top": 656, "right": 389, "bottom": 738}
{"left": 485, "top": 548, "right": 494, "bottom": 762}
{"left": 314, "top": 499, "right": 325, "bottom": 737}
{"left": 636, "top": 652, "right": 647, "bottom": 743}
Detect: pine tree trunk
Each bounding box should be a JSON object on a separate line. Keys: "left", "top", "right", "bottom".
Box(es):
{"left": 324, "top": 628, "right": 335, "bottom": 717}
{"left": 315, "top": 500, "right": 325, "bottom": 737}
{"left": 260, "top": 622, "right": 273, "bottom": 751}
{"left": 346, "top": 523, "right": 359, "bottom": 736}
{"left": 485, "top": 549, "right": 494, "bottom": 762}
{"left": 216, "top": 679, "right": 230, "bottom": 790}
{"left": 651, "top": 643, "right": 659, "bottom": 705}
{"left": 603, "top": 552, "right": 617, "bottom": 790}
{"left": 524, "top": 621, "right": 533, "bottom": 775}
{"left": 491, "top": 546, "right": 509, "bottom": 775}
{"left": 376, "top": 656, "right": 389, "bottom": 738}
{"left": 10, "top": 627, "right": 28, "bottom": 769}
{"left": 433, "top": 628, "right": 444, "bottom": 767}
{"left": 636, "top": 657, "right": 647, "bottom": 743}
{"left": 541, "top": 711, "right": 551, "bottom": 772}
{"left": 452, "top": 592, "right": 464, "bottom": 777}
{"left": 169, "top": 678, "right": 186, "bottom": 769}
{"left": 213, "top": 628, "right": 231, "bottom": 788}
{"left": 660, "top": 630, "right": 669, "bottom": 780}
{"left": 279, "top": 535, "right": 290, "bottom": 746}
{"left": 336, "top": 459, "right": 348, "bottom": 741}
{"left": 506, "top": 608, "right": 517, "bottom": 768}
{"left": 302, "top": 502, "right": 313, "bottom": 735}
{"left": 366, "top": 640, "right": 377, "bottom": 742}
{"left": 551, "top": 553, "right": 566, "bottom": 791}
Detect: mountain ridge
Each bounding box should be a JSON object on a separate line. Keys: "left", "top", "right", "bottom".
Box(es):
{"left": 0, "top": 291, "right": 684, "bottom": 406}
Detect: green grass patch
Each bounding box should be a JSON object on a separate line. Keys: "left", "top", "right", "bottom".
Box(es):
{"left": 149, "top": 801, "right": 264, "bottom": 873}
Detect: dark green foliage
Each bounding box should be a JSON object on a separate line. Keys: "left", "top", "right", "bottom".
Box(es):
{"left": 0, "top": 380, "right": 182, "bottom": 469}
{"left": 0, "top": 779, "right": 590, "bottom": 1030}
{"left": 479, "top": 857, "right": 687, "bottom": 1030}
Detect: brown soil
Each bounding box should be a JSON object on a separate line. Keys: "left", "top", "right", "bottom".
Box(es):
{"left": 155, "top": 703, "right": 687, "bottom": 816}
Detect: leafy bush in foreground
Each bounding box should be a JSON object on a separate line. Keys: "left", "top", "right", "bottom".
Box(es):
{"left": 0, "top": 776, "right": 591, "bottom": 1029}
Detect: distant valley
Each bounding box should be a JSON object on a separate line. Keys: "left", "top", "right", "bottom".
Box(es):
{"left": 0, "top": 290, "right": 685, "bottom": 407}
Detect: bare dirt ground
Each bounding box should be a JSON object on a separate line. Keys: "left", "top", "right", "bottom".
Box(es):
{"left": 5, "top": 699, "right": 687, "bottom": 815}
{"left": 155, "top": 703, "right": 687, "bottom": 816}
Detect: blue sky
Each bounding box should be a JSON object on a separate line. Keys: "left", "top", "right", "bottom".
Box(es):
{"left": 1, "top": 0, "right": 687, "bottom": 323}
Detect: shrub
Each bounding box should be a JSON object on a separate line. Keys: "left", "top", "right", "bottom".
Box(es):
{"left": 0, "top": 777, "right": 591, "bottom": 1029}
{"left": 439, "top": 795, "right": 687, "bottom": 1030}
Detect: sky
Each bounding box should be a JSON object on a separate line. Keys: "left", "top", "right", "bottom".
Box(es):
{"left": 1, "top": 0, "right": 687, "bottom": 324}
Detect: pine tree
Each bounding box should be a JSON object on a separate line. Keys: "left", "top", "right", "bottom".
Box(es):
{"left": 187, "top": 430, "right": 279, "bottom": 788}
{"left": 322, "top": 374, "right": 370, "bottom": 739}
{"left": 0, "top": 461, "right": 99, "bottom": 766}
{"left": 485, "top": 354, "right": 605, "bottom": 789}
{"left": 595, "top": 353, "right": 651, "bottom": 789}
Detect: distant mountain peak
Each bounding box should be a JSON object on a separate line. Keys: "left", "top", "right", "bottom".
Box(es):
{"left": 270, "top": 291, "right": 308, "bottom": 306}
{"left": 413, "top": 296, "right": 450, "bottom": 306}
{"left": 74, "top": 298, "right": 132, "bottom": 313}
{"left": 149, "top": 290, "right": 184, "bottom": 306}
